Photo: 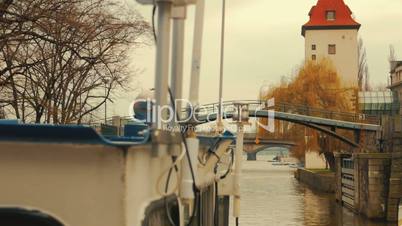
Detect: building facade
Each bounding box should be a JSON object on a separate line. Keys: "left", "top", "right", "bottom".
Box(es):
{"left": 302, "top": 0, "right": 360, "bottom": 87}
{"left": 389, "top": 61, "right": 402, "bottom": 115}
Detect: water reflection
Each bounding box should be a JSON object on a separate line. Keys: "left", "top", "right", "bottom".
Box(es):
{"left": 230, "top": 155, "right": 397, "bottom": 226}
{"left": 300, "top": 185, "right": 396, "bottom": 226}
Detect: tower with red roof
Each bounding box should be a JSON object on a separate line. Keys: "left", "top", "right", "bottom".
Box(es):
{"left": 302, "top": 0, "right": 360, "bottom": 86}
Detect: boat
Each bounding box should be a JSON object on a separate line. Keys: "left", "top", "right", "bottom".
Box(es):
{"left": 272, "top": 162, "right": 287, "bottom": 166}
{"left": 289, "top": 163, "right": 299, "bottom": 168}
{"left": 0, "top": 120, "right": 237, "bottom": 226}
{"left": 0, "top": 0, "right": 250, "bottom": 225}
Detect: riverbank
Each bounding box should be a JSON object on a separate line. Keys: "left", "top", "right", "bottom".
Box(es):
{"left": 294, "top": 168, "right": 335, "bottom": 193}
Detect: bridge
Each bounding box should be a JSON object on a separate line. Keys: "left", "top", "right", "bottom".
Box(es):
{"left": 243, "top": 137, "right": 296, "bottom": 161}
{"left": 192, "top": 100, "right": 381, "bottom": 150}
{"left": 242, "top": 132, "right": 296, "bottom": 161}
{"left": 197, "top": 131, "right": 296, "bottom": 160}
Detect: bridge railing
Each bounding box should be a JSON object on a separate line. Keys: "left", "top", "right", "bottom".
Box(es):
{"left": 79, "top": 100, "right": 381, "bottom": 134}
{"left": 273, "top": 102, "right": 380, "bottom": 124}
{"left": 191, "top": 100, "right": 380, "bottom": 125}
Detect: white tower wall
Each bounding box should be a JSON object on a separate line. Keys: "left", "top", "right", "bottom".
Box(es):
{"left": 305, "top": 29, "right": 359, "bottom": 87}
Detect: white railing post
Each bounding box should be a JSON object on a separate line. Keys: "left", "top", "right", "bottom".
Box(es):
{"left": 154, "top": 1, "right": 173, "bottom": 130}
{"left": 232, "top": 102, "right": 250, "bottom": 220}
{"left": 170, "top": 6, "right": 186, "bottom": 116}
{"left": 189, "top": 0, "right": 205, "bottom": 108}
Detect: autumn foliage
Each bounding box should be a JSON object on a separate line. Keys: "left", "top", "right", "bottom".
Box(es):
{"left": 258, "top": 59, "right": 358, "bottom": 166}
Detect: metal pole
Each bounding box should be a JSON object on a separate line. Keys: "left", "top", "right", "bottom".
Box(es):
{"left": 104, "top": 86, "right": 107, "bottom": 124}
{"left": 171, "top": 6, "right": 186, "bottom": 120}
{"left": 154, "top": 1, "right": 172, "bottom": 129}
{"left": 233, "top": 122, "right": 244, "bottom": 218}
{"left": 217, "top": 0, "right": 226, "bottom": 132}
{"left": 189, "top": 0, "right": 205, "bottom": 106}
{"left": 169, "top": 7, "right": 186, "bottom": 160}
{"left": 232, "top": 103, "right": 248, "bottom": 219}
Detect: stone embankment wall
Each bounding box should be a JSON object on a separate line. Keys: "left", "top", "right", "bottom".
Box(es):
{"left": 354, "top": 154, "right": 392, "bottom": 219}
{"left": 385, "top": 116, "right": 402, "bottom": 222}
{"left": 295, "top": 168, "right": 335, "bottom": 193}
{"left": 334, "top": 116, "right": 402, "bottom": 222}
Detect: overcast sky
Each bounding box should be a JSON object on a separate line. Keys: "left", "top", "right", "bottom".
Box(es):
{"left": 111, "top": 0, "right": 402, "bottom": 116}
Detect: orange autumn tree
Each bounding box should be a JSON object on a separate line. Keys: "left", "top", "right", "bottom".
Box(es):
{"left": 258, "top": 58, "right": 357, "bottom": 169}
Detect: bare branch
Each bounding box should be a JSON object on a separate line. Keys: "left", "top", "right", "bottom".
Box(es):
{"left": 0, "top": 0, "right": 150, "bottom": 123}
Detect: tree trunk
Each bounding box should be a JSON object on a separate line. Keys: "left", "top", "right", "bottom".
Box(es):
{"left": 323, "top": 151, "right": 335, "bottom": 171}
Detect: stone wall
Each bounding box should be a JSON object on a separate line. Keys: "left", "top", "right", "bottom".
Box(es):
{"left": 335, "top": 152, "right": 402, "bottom": 222}
{"left": 382, "top": 116, "right": 401, "bottom": 153}
{"left": 385, "top": 117, "right": 402, "bottom": 222}
{"left": 386, "top": 152, "right": 402, "bottom": 222}
{"left": 334, "top": 115, "right": 402, "bottom": 222}
{"left": 295, "top": 168, "right": 335, "bottom": 193}
{"left": 335, "top": 153, "right": 393, "bottom": 220}
{"left": 354, "top": 154, "right": 392, "bottom": 219}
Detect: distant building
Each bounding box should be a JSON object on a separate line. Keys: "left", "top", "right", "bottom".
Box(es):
{"left": 302, "top": 0, "right": 360, "bottom": 86}
{"left": 389, "top": 61, "right": 402, "bottom": 115}
{"left": 358, "top": 91, "right": 399, "bottom": 116}
{"left": 302, "top": 0, "right": 361, "bottom": 169}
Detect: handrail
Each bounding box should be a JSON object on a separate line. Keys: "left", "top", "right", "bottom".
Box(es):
{"left": 185, "top": 100, "right": 380, "bottom": 125}
{"left": 83, "top": 99, "right": 384, "bottom": 128}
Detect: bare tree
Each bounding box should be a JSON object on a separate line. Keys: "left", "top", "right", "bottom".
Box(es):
{"left": 358, "top": 37, "right": 369, "bottom": 91}
{"left": 0, "top": 104, "right": 4, "bottom": 119}
{"left": 388, "top": 45, "right": 396, "bottom": 63}
{"left": 0, "top": 0, "right": 150, "bottom": 124}
{"left": 364, "top": 65, "right": 370, "bottom": 91}
{"left": 371, "top": 83, "right": 388, "bottom": 92}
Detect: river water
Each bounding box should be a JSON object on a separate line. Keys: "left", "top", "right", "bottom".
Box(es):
{"left": 229, "top": 155, "right": 398, "bottom": 226}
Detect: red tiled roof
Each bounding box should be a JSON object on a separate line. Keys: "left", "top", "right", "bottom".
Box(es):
{"left": 302, "top": 0, "right": 360, "bottom": 36}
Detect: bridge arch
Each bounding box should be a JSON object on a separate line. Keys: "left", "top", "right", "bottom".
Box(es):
{"left": 243, "top": 138, "right": 296, "bottom": 161}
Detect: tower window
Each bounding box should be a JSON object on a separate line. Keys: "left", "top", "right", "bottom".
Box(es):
{"left": 326, "top": 11, "right": 336, "bottom": 21}
{"left": 312, "top": 55, "right": 316, "bottom": 61}
{"left": 312, "top": 44, "right": 316, "bottom": 50}
{"left": 328, "top": 44, "right": 336, "bottom": 55}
